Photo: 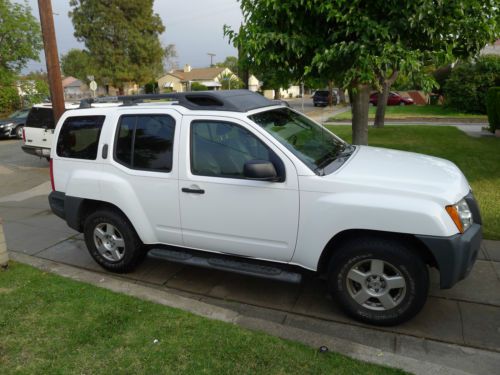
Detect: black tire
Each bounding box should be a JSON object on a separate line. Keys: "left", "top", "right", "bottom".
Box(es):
{"left": 15, "top": 125, "right": 23, "bottom": 139}
{"left": 84, "top": 209, "right": 146, "bottom": 273}
{"left": 328, "top": 237, "right": 428, "bottom": 326}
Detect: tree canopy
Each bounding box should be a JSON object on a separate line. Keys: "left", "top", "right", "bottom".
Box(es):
{"left": 0, "top": 0, "right": 42, "bottom": 111}
{"left": 61, "top": 49, "right": 92, "bottom": 82}
{"left": 227, "top": 0, "right": 499, "bottom": 144}
{"left": 69, "top": 0, "right": 166, "bottom": 91}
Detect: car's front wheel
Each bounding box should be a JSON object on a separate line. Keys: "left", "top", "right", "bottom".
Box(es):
{"left": 328, "top": 237, "right": 429, "bottom": 326}
{"left": 84, "top": 209, "right": 146, "bottom": 273}
{"left": 15, "top": 125, "right": 23, "bottom": 139}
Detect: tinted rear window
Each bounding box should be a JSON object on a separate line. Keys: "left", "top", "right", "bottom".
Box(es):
{"left": 26, "top": 107, "right": 54, "bottom": 129}
{"left": 114, "top": 114, "right": 175, "bottom": 172}
{"left": 314, "top": 91, "right": 329, "bottom": 97}
{"left": 56, "top": 116, "right": 105, "bottom": 160}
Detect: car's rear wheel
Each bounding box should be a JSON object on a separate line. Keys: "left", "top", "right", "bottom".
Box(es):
{"left": 15, "top": 125, "right": 23, "bottom": 139}
{"left": 84, "top": 209, "right": 146, "bottom": 273}
{"left": 328, "top": 237, "right": 429, "bottom": 326}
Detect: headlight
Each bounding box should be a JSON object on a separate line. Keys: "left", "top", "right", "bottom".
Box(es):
{"left": 446, "top": 198, "right": 473, "bottom": 233}
{"left": 0, "top": 122, "right": 13, "bottom": 129}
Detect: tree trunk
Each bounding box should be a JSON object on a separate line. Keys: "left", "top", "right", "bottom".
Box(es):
{"left": 373, "top": 70, "right": 399, "bottom": 128}
{"left": 374, "top": 83, "right": 390, "bottom": 128}
{"left": 328, "top": 80, "right": 334, "bottom": 106}
{"left": 339, "top": 89, "right": 346, "bottom": 104}
{"left": 351, "top": 84, "right": 370, "bottom": 145}
{"left": 274, "top": 88, "right": 281, "bottom": 100}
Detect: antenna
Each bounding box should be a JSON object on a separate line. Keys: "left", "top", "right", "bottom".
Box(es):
{"left": 207, "top": 53, "right": 216, "bottom": 67}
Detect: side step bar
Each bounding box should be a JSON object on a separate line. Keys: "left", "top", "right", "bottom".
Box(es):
{"left": 148, "top": 248, "right": 302, "bottom": 284}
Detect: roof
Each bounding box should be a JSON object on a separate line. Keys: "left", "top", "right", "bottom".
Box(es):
{"left": 80, "top": 90, "right": 279, "bottom": 113}
{"left": 61, "top": 76, "right": 81, "bottom": 88}
{"left": 163, "top": 67, "right": 226, "bottom": 82}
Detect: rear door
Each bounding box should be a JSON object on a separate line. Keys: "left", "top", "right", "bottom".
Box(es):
{"left": 24, "top": 107, "right": 54, "bottom": 154}
{"left": 104, "top": 109, "right": 183, "bottom": 246}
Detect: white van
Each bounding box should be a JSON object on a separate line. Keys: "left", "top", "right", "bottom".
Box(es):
{"left": 21, "top": 103, "right": 80, "bottom": 159}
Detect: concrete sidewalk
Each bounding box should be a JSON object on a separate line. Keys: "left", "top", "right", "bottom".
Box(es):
{"left": 1, "top": 193, "right": 500, "bottom": 374}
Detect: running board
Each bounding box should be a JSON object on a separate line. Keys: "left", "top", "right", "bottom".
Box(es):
{"left": 148, "top": 248, "right": 302, "bottom": 284}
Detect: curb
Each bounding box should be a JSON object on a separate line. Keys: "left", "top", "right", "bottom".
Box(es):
{"left": 0, "top": 218, "right": 9, "bottom": 268}
{"left": 10, "top": 251, "right": 472, "bottom": 375}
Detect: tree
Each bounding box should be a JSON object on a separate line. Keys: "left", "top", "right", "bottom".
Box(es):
{"left": 0, "top": 0, "right": 42, "bottom": 111}
{"left": 226, "top": 1, "right": 499, "bottom": 145}
{"left": 61, "top": 49, "right": 92, "bottom": 81}
{"left": 219, "top": 72, "right": 244, "bottom": 90}
{"left": 444, "top": 55, "right": 500, "bottom": 114}
{"left": 216, "top": 56, "right": 239, "bottom": 75}
{"left": 163, "top": 44, "right": 178, "bottom": 73}
{"left": 69, "top": 0, "right": 165, "bottom": 93}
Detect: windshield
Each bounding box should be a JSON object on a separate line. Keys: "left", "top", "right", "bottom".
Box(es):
{"left": 9, "top": 110, "right": 29, "bottom": 119}
{"left": 249, "top": 108, "right": 351, "bottom": 174}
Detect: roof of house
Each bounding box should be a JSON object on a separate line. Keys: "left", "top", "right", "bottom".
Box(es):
{"left": 62, "top": 76, "right": 83, "bottom": 88}
{"left": 481, "top": 39, "right": 500, "bottom": 56}
{"left": 164, "top": 67, "right": 227, "bottom": 82}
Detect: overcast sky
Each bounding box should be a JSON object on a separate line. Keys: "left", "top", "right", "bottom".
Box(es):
{"left": 21, "top": 0, "right": 243, "bottom": 73}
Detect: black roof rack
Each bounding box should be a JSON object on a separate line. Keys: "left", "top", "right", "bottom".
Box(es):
{"left": 79, "top": 90, "right": 279, "bottom": 113}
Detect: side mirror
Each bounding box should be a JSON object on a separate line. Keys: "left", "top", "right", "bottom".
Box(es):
{"left": 244, "top": 160, "right": 279, "bottom": 181}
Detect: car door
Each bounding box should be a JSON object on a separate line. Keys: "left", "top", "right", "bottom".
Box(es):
{"left": 24, "top": 107, "right": 54, "bottom": 154}
{"left": 103, "top": 109, "right": 183, "bottom": 246}
{"left": 178, "top": 116, "right": 300, "bottom": 262}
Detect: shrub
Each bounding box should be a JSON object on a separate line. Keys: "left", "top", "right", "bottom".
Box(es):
{"left": 486, "top": 87, "right": 500, "bottom": 132}
{"left": 190, "top": 82, "right": 208, "bottom": 91}
{"left": 444, "top": 55, "right": 500, "bottom": 114}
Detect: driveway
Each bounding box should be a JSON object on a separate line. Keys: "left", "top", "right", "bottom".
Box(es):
{"left": 1, "top": 139, "right": 499, "bottom": 374}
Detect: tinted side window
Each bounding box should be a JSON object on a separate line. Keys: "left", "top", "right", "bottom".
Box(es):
{"left": 115, "top": 115, "right": 175, "bottom": 172}
{"left": 56, "top": 116, "right": 105, "bottom": 160}
{"left": 26, "top": 107, "right": 54, "bottom": 129}
{"left": 190, "top": 120, "right": 284, "bottom": 179}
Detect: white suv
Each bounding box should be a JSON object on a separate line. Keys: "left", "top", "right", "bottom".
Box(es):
{"left": 48, "top": 90, "right": 482, "bottom": 325}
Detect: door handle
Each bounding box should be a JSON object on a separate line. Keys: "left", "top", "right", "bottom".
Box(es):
{"left": 182, "top": 187, "right": 205, "bottom": 194}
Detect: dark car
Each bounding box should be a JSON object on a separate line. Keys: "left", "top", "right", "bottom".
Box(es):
{"left": 0, "top": 109, "right": 29, "bottom": 139}
{"left": 312, "top": 90, "right": 338, "bottom": 107}
{"left": 369, "top": 92, "right": 414, "bottom": 106}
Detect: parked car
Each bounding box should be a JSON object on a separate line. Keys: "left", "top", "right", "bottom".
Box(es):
{"left": 21, "top": 102, "right": 80, "bottom": 159}
{"left": 0, "top": 109, "right": 29, "bottom": 139}
{"left": 48, "top": 90, "right": 481, "bottom": 326}
{"left": 370, "top": 92, "right": 414, "bottom": 106}
{"left": 312, "top": 90, "right": 339, "bottom": 106}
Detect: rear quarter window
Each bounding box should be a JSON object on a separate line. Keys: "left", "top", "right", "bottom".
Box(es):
{"left": 26, "top": 107, "right": 54, "bottom": 129}
{"left": 56, "top": 116, "right": 105, "bottom": 160}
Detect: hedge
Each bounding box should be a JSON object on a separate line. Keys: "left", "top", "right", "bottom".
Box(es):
{"left": 444, "top": 55, "right": 500, "bottom": 114}
{"left": 486, "top": 87, "right": 500, "bottom": 132}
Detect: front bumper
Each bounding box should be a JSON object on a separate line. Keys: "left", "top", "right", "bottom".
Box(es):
{"left": 0, "top": 126, "right": 14, "bottom": 137}
{"left": 416, "top": 223, "right": 482, "bottom": 289}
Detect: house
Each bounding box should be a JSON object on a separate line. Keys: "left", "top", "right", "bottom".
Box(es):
{"left": 481, "top": 39, "right": 500, "bottom": 56}
{"left": 62, "top": 76, "right": 134, "bottom": 98}
{"left": 157, "top": 64, "right": 237, "bottom": 92}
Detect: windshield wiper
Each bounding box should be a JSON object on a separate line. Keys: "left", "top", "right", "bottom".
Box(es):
{"left": 314, "top": 144, "right": 356, "bottom": 175}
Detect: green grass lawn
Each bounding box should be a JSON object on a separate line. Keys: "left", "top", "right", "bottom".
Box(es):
{"left": 0, "top": 262, "right": 404, "bottom": 375}
{"left": 330, "top": 105, "right": 488, "bottom": 121}
{"left": 326, "top": 125, "right": 500, "bottom": 240}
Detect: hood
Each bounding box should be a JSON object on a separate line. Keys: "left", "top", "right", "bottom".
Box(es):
{"left": 334, "top": 146, "right": 470, "bottom": 204}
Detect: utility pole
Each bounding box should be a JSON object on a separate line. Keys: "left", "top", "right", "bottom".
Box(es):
{"left": 38, "top": 0, "right": 65, "bottom": 123}
{"left": 207, "top": 53, "right": 216, "bottom": 67}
